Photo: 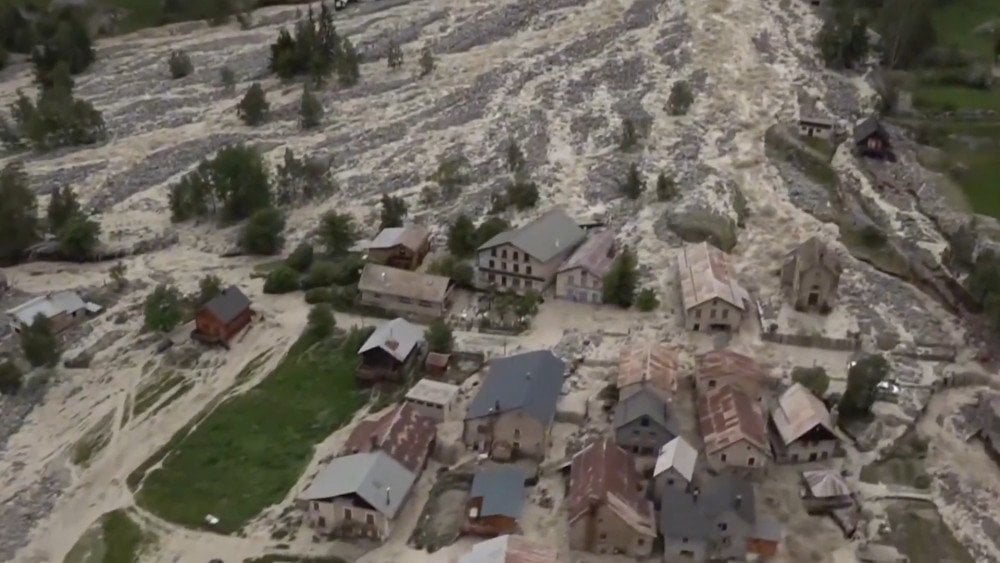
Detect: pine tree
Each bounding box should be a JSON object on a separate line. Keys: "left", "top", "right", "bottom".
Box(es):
{"left": 220, "top": 66, "right": 236, "bottom": 93}
{"left": 47, "top": 186, "right": 81, "bottom": 233}
{"left": 419, "top": 45, "right": 435, "bottom": 78}
{"left": 620, "top": 117, "right": 638, "bottom": 151}
{"left": 602, "top": 249, "right": 638, "bottom": 308}
{"left": 379, "top": 194, "right": 408, "bottom": 230}
{"left": 505, "top": 136, "right": 525, "bottom": 172}
{"left": 620, "top": 163, "right": 645, "bottom": 200}
{"left": 336, "top": 38, "right": 360, "bottom": 87}
{"left": 20, "top": 314, "right": 60, "bottom": 367}
{"left": 0, "top": 162, "right": 41, "bottom": 263}
{"left": 387, "top": 39, "right": 404, "bottom": 69}
{"left": 447, "top": 214, "right": 477, "bottom": 257}
{"left": 655, "top": 171, "right": 677, "bottom": 201}
{"left": 299, "top": 85, "right": 323, "bottom": 129}
{"left": 238, "top": 83, "right": 269, "bottom": 126}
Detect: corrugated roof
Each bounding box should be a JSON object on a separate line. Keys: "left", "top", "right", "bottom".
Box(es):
{"left": 470, "top": 465, "right": 527, "bottom": 519}
{"left": 478, "top": 208, "right": 586, "bottom": 262}
{"left": 368, "top": 225, "right": 429, "bottom": 252}
{"left": 405, "top": 378, "right": 459, "bottom": 406}
{"left": 659, "top": 473, "right": 756, "bottom": 540}
{"left": 466, "top": 350, "right": 565, "bottom": 425}
{"left": 358, "top": 317, "right": 424, "bottom": 362}
{"left": 784, "top": 236, "right": 843, "bottom": 277}
{"left": 771, "top": 383, "right": 834, "bottom": 445}
{"left": 653, "top": 437, "right": 698, "bottom": 481}
{"left": 341, "top": 403, "right": 436, "bottom": 473}
{"left": 557, "top": 230, "right": 616, "bottom": 278}
{"left": 617, "top": 342, "right": 679, "bottom": 399}
{"left": 203, "top": 286, "right": 251, "bottom": 325}
{"left": 676, "top": 242, "right": 749, "bottom": 310}
{"left": 567, "top": 438, "right": 656, "bottom": 537}
{"left": 7, "top": 291, "right": 87, "bottom": 325}
{"left": 698, "top": 384, "right": 769, "bottom": 456}
{"left": 695, "top": 349, "right": 767, "bottom": 385}
{"left": 299, "top": 451, "right": 415, "bottom": 518}
{"left": 358, "top": 263, "right": 451, "bottom": 303}
{"left": 612, "top": 387, "right": 675, "bottom": 434}
{"left": 802, "top": 470, "right": 852, "bottom": 498}
{"left": 459, "top": 535, "right": 558, "bottom": 563}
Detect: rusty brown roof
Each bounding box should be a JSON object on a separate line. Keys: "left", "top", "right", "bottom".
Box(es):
{"left": 368, "top": 225, "right": 430, "bottom": 252}
{"left": 566, "top": 438, "right": 656, "bottom": 536}
{"left": 771, "top": 383, "right": 834, "bottom": 445}
{"left": 617, "top": 342, "right": 679, "bottom": 397}
{"left": 341, "top": 403, "right": 436, "bottom": 473}
{"left": 676, "top": 242, "right": 749, "bottom": 310}
{"left": 459, "top": 535, "right": 558, "bottom": 563}
{"left": 785, "top": 236, "right": 843, "bottom": 277}
{"left": 557, "top": 230, "right": 616, "bottom": 278}
{"left": 698, "top": 384, "right": 769, "bottom": 456}
{"left": 695, "top": 349, "right": 767, "bottom": 385}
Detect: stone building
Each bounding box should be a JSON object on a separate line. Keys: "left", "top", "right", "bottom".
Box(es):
{"left": 781, "top": 237, "right": 843, "bottom": 313}
{"left": 698, "top": 384, "right": 771, "bottom": 471}
{"left": 769, "top": 383, "right": 838, "bottom": 464}
{"left": 676, "top": 242, "right": 750, "bottom": 332}
{"left": 554, "top": 229, "right": 616, "bottom": 303}
{"left": 366, "top": 225, "right": 431, "bottom": 270}
{"left": 613, "top": 387, "right": 678, "bottom": 457}
{"left": 358, "top": 263, "right": 453, "bottom": 319}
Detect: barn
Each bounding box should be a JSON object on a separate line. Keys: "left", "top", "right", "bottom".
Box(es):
{"left": 194, "top": 286, "right": 252, "bottom": 347}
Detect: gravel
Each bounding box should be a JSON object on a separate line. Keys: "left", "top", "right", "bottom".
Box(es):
{"left": 623, "top": 0, "right": 661, "bottom": 30}
{"left": 0, "top": 471, "right": 67, "bottom": 561}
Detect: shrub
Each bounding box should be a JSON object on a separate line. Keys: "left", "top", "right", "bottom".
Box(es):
{"left": 620, "top": 117, "right": 639, "bottom": 151}
{"left": 48, "top": 186, "right": 81, "bottom": 233}
{"left": 286, "top": 242, "right": 314, "bottom": 272}
{"left": 299, "top": 85, "right": 323, "bottom": 129}
{"left": 109, "top": 262, "right": 128, "bottom": 292}
{"left": 792, "top": 366, "right": 830, "bottom": 397}
{"left": 506, "top": 136, "right": 525, "bottom": 173}
{"left": 263, "top": 266, "right": 300, "bottom": 294}
{"left": 386, "top": 39, "right": 404, "bottom": 69}
{"left": 656, "top": 172, "right": 678, "bottom": 201}
{"left": 239, "top": 207, "right": 286, "bottom": 255}
{"left": 419, "top": 45, "right": 435, "bottom": 77}
{"left": 237, "top": 83, "right": 269, "bottom": 126}
{"left": 220, "top": 66, "right": 236, "bottom": 92}
{"left": 603, "top": 249, "right": 638, "bottom": 307}
{"left": 168, "top": 51, "right": 194, "bottom": 79}
{"left": 329, "top": 285, "right": 358, "bottom": 311}
{"left": 620, "top": 163, "right": 645, "bottom": 200}
{"left": 304, "top": 287, "right": 333, "bottom": 304}
{"left": 0, "top": 360, "right": 24, "bottom": 395}
{"left": 635, "top": 288, "right": 659, "bottom": 311}
{"left": 667, "top": 81, "right": 694, "bottom": 116}
{"left": 318, "top": 211, "right": 357, "bottom": 256}
{"left": 447, "top": 215, "right": 477, "bottom": 257}
{"left": 144, "top": 285, "right": 184, "bottom": 333}
{"left": 425, "top": 319, "right": 453, "bottom": 353}
{"left": 307, "top": 304, "right": 335, "bottom": 338}
{"left": 0, "top": 162, "right": 41, "bottom": 263}
{"left": 335, "top": 38, "right": 360, "bottom": 87}
{"left": 196, "top": 275, "right": 223, "bottom": 306}
{"left": 430, "top": 154, "right": 470, "bottom": 198}
{"left": 20, "top": 315, "right": 60, "bottom": 367}
{"left": 839, "top": 354, "right": 890, "bottom": 418}
{"left": 427, "top": 255, "right": 474, "bottom": 287}
{"left": 303, "top": 256, "right": 362, "bottom": 289}
{"left": 58, "top": 213, "right": 101, "bottom": 261}
{"left": 505, "top": 177, "right": 539, "bottom": 211}
{"left": 379, "top": 194, "right": 407, "bottom": 230}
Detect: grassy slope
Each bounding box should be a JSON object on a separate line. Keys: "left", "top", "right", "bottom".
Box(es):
{"left": 64, "top": 510, "right": 149, "bottom": 563}
{"left": 135, "top": 332, "right": 362, "bottom": 533}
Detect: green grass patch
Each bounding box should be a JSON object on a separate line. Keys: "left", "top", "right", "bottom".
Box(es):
{"left": 72, "top": 413, "right": 114, "bottom": 467}
{"left": 764, "top": 125, "right": 838, "bottom": 190}
{"left": 929, "top": 0, "right": 1000, "bottom": 58}
{"left": 860, "top": 430, "right": 932, "bottom": 489}
{"left": 882, "top": 501, "right": 974, "bottom": 563}
{"left": 134, "top": 331, "right": 363, "bottom": 533}
{"left": 146, "top": 380, "right": 195, "bottom": 418}
{"left": 913, "top": 84, "right": 1000, "bottom": 113}
{"left": 838, "top": 222, "right": 911, "bottom": 278}
{"left": 64, "top": 509, "right": 152, "bottom": 563}
{"left": 132, "top": 370, "right": 187, "bottom": 418}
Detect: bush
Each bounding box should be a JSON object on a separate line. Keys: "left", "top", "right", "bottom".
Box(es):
{"left": 603, "top": 249, "right": 638, "bottom": 307}
{"left": 144, "top": 285, "right": 184, "bottom": 333}
{"left": 299, "top": 85, "right": 323, "bottom": 129}
{"left": 220, "top": 66, "right": 236, "bottom": 92}
{"left": 237, "top": 83, "right": 269, "bottom": 126}
{"left": 386, "top": 39, "right": 404, "bottom": 69}
{"left": 620, "top": 163, "right": 645, "bottom": 200}
{"left": 286, "top": 242, "right": 314, "bottom": 272}
{"left": 447, "top": 215, "right": 477, "bottom": 257}
{"left": 318, "top": 211, "right": 357, "bottom": 256}
{"left": 419, "top": 45, "right": 435, "bottom": 77}
{"left": 667, "top": 81, "right": 694, "bottom": 115}
{"left": 792, "top": 366, "right": 830, "bottom": 397}
{"left": 620, "top": 117, "right": 639, "bottom": 151}
{"left": 263, "top": 266, "right": 301, "bottom": 294}
{"left": 839, "top": 354, "right": 890, "bottom": 418}
{"left": 430, "top": 154, "right": 470, "bottom": 198}
{"left": 635, "top": 288, "right": 659, "bottom": 311}
{"left": 58, "top": 213, "right": 101, "bottom": 261}
{"left": 0, "top": 162, "right": 41, "bottom": 263}
{"left": 379, "top": 194, "right": 407, "bottom": 230}
{"left": 239, "top": 207, "right": 286, "bottom": 255}
{"left": 196, "top": 275, "right": 223, "bottom": 307}
{"left": 425, "top": 320, "right": 453, "bottom": 353}
{"left": 0, "top": 360, "right": 24, "bottom": 395}
{"left": 505, "top": 136, "right": 525, "bottom": 173}
{"left": 304, "top": 287, "right": 333, "bottom": 304}
{"left": 48, "top": 186, "right": 81, "bottom": 233}
{"left": 329, "top": 285, "right": 358, "bottom": 311}
{"left": 307, "top": 304, "right": 335, "bottom": 338}
{"left": 168, "top": 51, "right": 194, "bottom": 78}
{"left": 20, "top": 315, "right": 61, "bottom": 367}
{"left": 505, "top": 177, "right": 539, "bottom": 210}
{"left": 336, "top": 38, "right": 360, "bottom": 87}
{"left": 427, "top": 255, "right": 474, "bottom": 287}
{"left": 655, "top": 172, "right": 678, "bottom": 201}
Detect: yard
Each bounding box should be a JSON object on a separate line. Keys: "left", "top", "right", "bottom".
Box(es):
{"left": 133, "top": 330, "right": 364, "bottom": 533}
{"left": 63, "top": 510, "right": 152, "bottom": 563}
{"left": 882, "top": 501, "right": 974, "bottom": 563}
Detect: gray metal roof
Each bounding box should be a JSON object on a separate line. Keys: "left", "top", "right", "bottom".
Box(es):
{"left": 466, "top": 350, "right": 565, "bottom": 425}
{"left": 368, "top": 225, "right": 429, "bottom": 252}
{"left": 659, "top": 473, "right": 756, "bottom": 540}
{"left": 853, "top": 116, "right": 886, "bottom": 144}
{"left": 6, "top": 291, "right": 87, "bottom": 325}
{"left": 358, "top": 317, "right": 424, "bottom": 362}
{"left": 477, "top": 208, "right": 586, "bottom": 262}
{"left": 653, "top": 436, "right": 698, "bottom": 481}
{"left": 299, "top": 451, "right": 416, "bottom": 518}
{"left": 612, "top": 387, "right": 676, "bottom": 434}
{"left": 470, "top": 466, "right": 527, "bottom": 519}
{"left": 203, "top": 286, "right": 251, "bottom": 324}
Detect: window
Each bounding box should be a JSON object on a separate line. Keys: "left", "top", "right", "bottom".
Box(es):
{"left": 398, "top": 297, "right": 413, "bottom": 304}
{"left": 719, "top": 522, "right": 727, "bottom": 531}
{"left": 667, "top": 478, "right": 674, "bottom": 486}
{"left": 318, "top": 516, "right": 326, "bottom": 527}
{"left": 569, "top": 275, "right": 576, "bottom": 286}
{"left": 513, "top": 251, "right": 519, "bottom": 261}
{"left": 748, "top": 457, "right": 755, "bottom": 466}
{"left": 722, "top": 308, "right": 729, "bottom": 319}
{"left": 501, "top": 262, "right": 507, "bottom": 270}
{"left": 526, "top": 265, "right": 532, "bottom": 275}
{"left": 694, "top": 309, "right": 701, "bottom": 319}
{"left": 489, "top": 260, "right": 495, "bottom": 268}
{"left": 720, "top": 453, "right": 727, "bottom": 462}
{"left": 640, "top": 417, "right": 649, "bottom": 427}
{"left": 514, "top": 428, "right": 521, "bottom": 439}
{"left": 512, "top": 278, "right": 521, "bottom": 288}
{"left": 488, "top": 273, "right": 496, "bottom": 282}
{"left": 477, "top": 424, "right": 488, "bottom": 433}
{"left": 637, "top": 538, "right": 645, "bottom": 547}
{"left": 633, "top": 429, "right": 640, "bottom": 435}
{"left": 710, "top": 308, "right": 717, "bottom": 319}
{"left": 501, "top": 249, "right": 507, "bottom": 259}
{"left": 708, "top": 380, "right": 716, "bottom": 388}
{"left": 344, "top": 508, "right": 352, "bottom": 520}
{"left": 600, "top": 533, "right": 607, "bottom": 540}
{"left": 513, "top": 264, "right": 520, "bottom": 273}
{"left": 491, "top": 248, "right": 497, "bottom": 257}
{"left": 501, "top": 277, "right": 508, "bottom": 287}
{"left": 366, "top": 514, "right": 375, "bottom": 525}
{"left": 312, "top": 502, "right": 319, "bottom": 510}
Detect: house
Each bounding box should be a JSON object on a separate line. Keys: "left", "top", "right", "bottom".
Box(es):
{"left": 695, "top": 349, "right": 770, "bottom": 403}
{"left": 405, "top": 378, "right": 460, "bottom": 422}
{"left": 770, "top": 383, "right": 838, "bottom": 463}
{"left": 358, "top": 263, "right": 453, "bottom": 319}
{"left": 476, "top": 208, "right": 586, "bottom": 293}
{"left": 676, "top": 242, "right": 750, "bottom": 332}
{"left": 194, "top": 286, "right": 252, "bottom": 346}
{"left": 554, "top": 230, "right": 616, "bottom": 303}
{"left": 367, "top": 225, "right": 431, "bottom": 270}
{"left": 300, "top": 451, "right": 415, "bottom": 540}
{"left": 357, "top": 317, "right": 425, "bottom": 383}
{"left": 660, "top": 473, "right": 781, "bottom": 562}
{"left": 6, "top": 290, "right": 100, "bottom": 334}
{"left": 566, "top": 438, "right": 657, "bottom": 557}
{"left": 617, "top": 341, "right": 679, "bottom": 403}
{"left": 341, "top": 402, "right": 437, "bottom": 473}
{"left": 653, "top": 436, "right": 698, "bottom": 498}
{"left": 801, "top": 469, "right": 853, "bottom": 514}
{"left": 853, "top": 116, "right": 894, "bottom": 160}
{"left": 463, "top": 350, "right": 565, "bottom": 461}
{"left": 424, "top": 351, "right": 451, "bottom": 376}
{"left": 613, "top": 387, "right": 678, "bottom": 457}
{"left": 798, "top": 109, "right": 835, "bottom": 140}
{"left": 781, "top": 237, "right": 843, "bottom": 313}
{"left": 464, "top": 465, "right": 528, "bottom": 537}
{"left": 698, "top": 384, "right": 771, "bottom": 471}
{"left": 458, "top": 534, "right": 558, "bottom": 563}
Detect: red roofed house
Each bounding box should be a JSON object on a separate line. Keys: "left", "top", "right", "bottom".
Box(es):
{"left": 566, "top": 438, "right": 657, "bottom": 557}
{"left": 554, "top": 230, "right": 616, "bottom": 304}
{"left": 695, "top": 349, "right": 770, "bottom": 404}
{"left": 698, "top": 384, "right": 771, "bottom": 471}
{"left": 194, "top": 286, "right": 252, "bottom": 347}
{"left": 617, "top": 341, "right": 679, "bottom": 404}
{"left": 342, "top": 402, "right": 437, "bottom": 473}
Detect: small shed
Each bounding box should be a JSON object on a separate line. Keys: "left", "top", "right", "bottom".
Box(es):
{"left": 194, "top": 286, "right": 252, "bottom": 347}
{"left": 357, "top": 317, "right": 424, "bottom": 383}
{"left": 404, "top": 378, "right": 460, "bottom": 421}
{"left": 853, "top": 116, "right": 894, "bottom": 160}
{"left": 801, "top": 469, "right": 853, "bottom": 514}
{"left": 425, "top": 351, "right": 451, "bottom": 375}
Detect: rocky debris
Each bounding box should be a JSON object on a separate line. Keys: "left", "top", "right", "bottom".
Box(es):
{"left": 936, "top": 471, "right": 1000, "bottom": 561}
{"left": 653, "top": 16, "right": 692, "bottom": 70}
{"left": 658, "top": 164, "right": 741, "bottom": 251}
{"left": 0, "top": 386, "right": 48, "bottom": 454}
{"left": 752, "top": 30, "right": 775, "bottom": 62}
{"left": 623, "top": 0, "right": 661, "bottom": 30}
{"left": 0, "top": 471, "right": 67, "bottom": 561}
{"left": 31, "top": 162, "right": 109, "bottom": 196}
{"left": 357, "top": 10, "right": 449, "bottom": 62}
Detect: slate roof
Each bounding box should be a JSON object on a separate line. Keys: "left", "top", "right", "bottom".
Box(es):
{"left": 567, "top": 438, "right": 656, "bottom": 536}
{"left": 698, "top": 384, "right": 769, "bottom": 456}
{"left": 466, "top": 350, "right": 565, "bottom": 426}
{"left": 469, "top": 465, "right": 527, "bottom": 519}
{"left": 341, "top": 403, "right": 436, "bottom": 473}
{"left": 7, "top": 291, "right": 87, "bottom": 325}
{"left": 557, "top": 230, "right": 616, "bottom": 277}
{"left": 478, "top": 208, "right": 586, "bottom": 262}
{"left": 653, "top": 437, "right": 698, "bottom": 482}
{"left": 358, "top": 263, "right": 451, "bottom": 303}
{"left": 358, "top": 317, "right": 425, "bottom": 362}
{"left": 300, "top": 451, "right": 415, "bottom": 518}
{"left": 459, "top": 535, "right": 558, "bottom": 563}
{"left": 853, "top": 116, "right": 887, "bottom": 144}
{"left": 771, "top": 383, "right": 835, "bottom": 445}
{"left": 659, "top": 473, "right": 756, "bottom": 541}
{"left": 613, "top": 387, "right": 675, "bottom": 434}
{"left": 802, "top": 470, "right": 852, "bottom": 498}
{"left": 617, "top": 341, "right": 679, "bottom": 399}
{"left": 677, "top": 242, "right": 749, "bottom": 310}
{"left": 368, "top": 225, "right": 429, "bottom": 252}
{"left": 203, "top": 286, "right": 251, "bottom": 325}
{"left": 785, "top": 236, "right": 842, "bottom": 277}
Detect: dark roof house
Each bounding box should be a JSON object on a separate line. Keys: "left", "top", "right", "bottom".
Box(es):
{"left": 465, "top": 350, "right": 565, "bottom": 425}
{"left": 194, "top": 286, "right": 252, "bottom": 346}
{"left": 853, "top": 116, "right": 894, "bottom": 160}
{"left": 477, "top": 208, "right": 586, "bottom": 262}
{"left": 465, "top": 465, "right": 528, "bottom": 536}
{"left": 300, "top": 451, "right": 415, "bottom": 519}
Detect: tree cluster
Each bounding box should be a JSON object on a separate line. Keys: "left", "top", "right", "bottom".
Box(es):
{"left": 20, "top": 314, "right": 61, "bottom": 367}
{"left": 429, "top": 153, "right": 471, "bottom": 199}
{"left": 839, "top": 354, "right": 889, "bottom": 418}
{"left": 493, "top": 176, "right": 539, "bottom": 212}
{"left": 27, "top": 6, "right": 95, "bottom": 88}
{"left": 448, "top": 215, "right": 510, "bottom": 257}
{"left": 268, "top": 5, "right": 360, "bottom": 86}
{"left": 816, "top": 5, "right": 869, "bottom": 69}
{"left": 169, "top": 144, "right": 272, "bottom": 222}
{"left": 0, "top": 162, "right": 41, "bottom": 264}
{"left": 379, "top": 194, "right": 408, "bottom": 230}
{"left": 318, "top": 211, "right": 358, "bottom": 256}
{"left": 275, "top": 148, "right": 337, "bottom": 206}
{"left": 427, "top": 255, "right": 474, "bottom": 287}
{"left": 603, "top": 249, "right": 638, "bottom": 308}
{"left": 425, "top": 319, "right": 453, "bottom": 353}
{"left": 792, "top": 366, "right": 831, "bottom": 398}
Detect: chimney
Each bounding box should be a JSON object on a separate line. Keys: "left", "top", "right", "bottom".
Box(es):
{"left": 693, "top": 488, "right": 700, "bottom": 503}
{"left": 734, "top": 494, "right": 742, "bottom": 510}
{"left": 385, "top": 486, "right": 391, "bottom": 507}
{"left": 494, "top": 400, "right": 501, "bottom": 412}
